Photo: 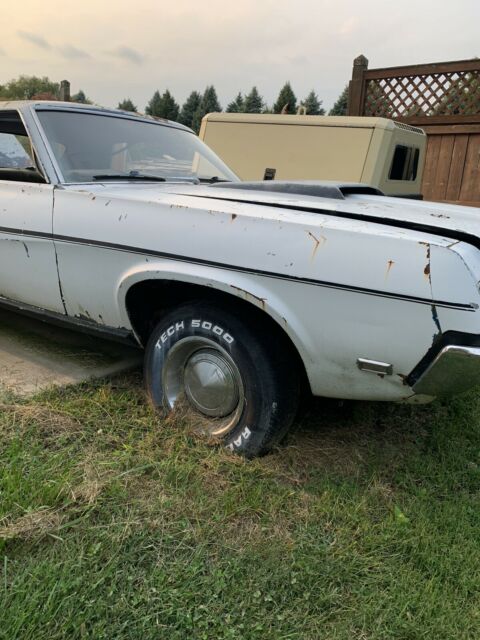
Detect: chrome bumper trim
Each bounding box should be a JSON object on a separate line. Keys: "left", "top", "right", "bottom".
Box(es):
{"left": 413, "top": 345, "right": 480, "bottom": 397}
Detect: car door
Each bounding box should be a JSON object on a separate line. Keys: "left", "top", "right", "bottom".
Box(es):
{"left": 0, "top": 109, "right": 65, "bottom": 313}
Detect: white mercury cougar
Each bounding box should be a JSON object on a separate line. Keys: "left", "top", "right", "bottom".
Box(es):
{"left": 1, "top": 101, "right": 479, "bottom": 456}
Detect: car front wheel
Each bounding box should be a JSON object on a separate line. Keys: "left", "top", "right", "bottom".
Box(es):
{"left": 144, "top": 302, "right": 299, "bottom": 457}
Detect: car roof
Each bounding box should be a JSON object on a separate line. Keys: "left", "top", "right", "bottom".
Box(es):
{"left": 0, "top": 100, "right": 193, "bottom": 133}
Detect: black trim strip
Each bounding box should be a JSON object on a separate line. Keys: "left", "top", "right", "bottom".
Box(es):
{"left": 186, "top": 192, "right": 480, "bottom": 251}
{"left": 0, "top": 225, "right": 475, "bottom": 312}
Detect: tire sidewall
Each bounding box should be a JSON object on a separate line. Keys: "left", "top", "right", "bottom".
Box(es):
{"left": 144, "top": 303, "right": 278, "bottom": 455}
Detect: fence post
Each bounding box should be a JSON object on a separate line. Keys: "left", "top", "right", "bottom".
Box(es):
{"left": 59, "top": 80, "right": 70, "bottom": 102}
{"left": 348, "top": 55, "right": 368, "bottom": 115}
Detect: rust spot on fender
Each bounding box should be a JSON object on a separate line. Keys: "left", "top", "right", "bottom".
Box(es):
{"left": 385, "top": 260, "right": 395, "bottom": 279}
{"left": 307, "top": 231, "right": 326, "bottom": 262}
{"left": 419, "top": 242, "right": 431, "bottom": 284}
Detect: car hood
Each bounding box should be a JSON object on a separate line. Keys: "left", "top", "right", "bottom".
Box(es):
{"left": 67, "top": 180, "right": 480, "bottom": 246}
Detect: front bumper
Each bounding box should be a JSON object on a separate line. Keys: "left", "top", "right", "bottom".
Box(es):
{"left": 413, "top": 345, "right": 480, "bottom": 397}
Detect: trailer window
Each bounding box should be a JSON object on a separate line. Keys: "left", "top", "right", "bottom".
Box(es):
{"left": 389, "top": 145, "right": 419, "bottom": 181}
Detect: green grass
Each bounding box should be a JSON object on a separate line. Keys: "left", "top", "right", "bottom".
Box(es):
{"left": 1, "top": 374, "right": 480, "bottom": 639}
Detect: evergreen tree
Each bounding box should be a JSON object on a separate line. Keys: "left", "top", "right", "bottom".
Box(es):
{"left": 145, "top": 90, "right": 179, "bottom": 120}
{"left": 329, "top": 85, "right": 349, "bottom": 115}
{"left": 192, "top": 85, "right": 222, "bottom": 133}
{"left": 71, "top": 89, "right": 91, "bottom": 104}
{"left": 273, "top": 82, "right": 297, "bottom": 114}
{"left": 118, "top": 98, "right": 137, "bottom": 112}
{"left": 179, "top": 91, "right": 202, "bottom": 128}
{"left": 302, "top": 90, "right": 325, "bottom": 115}
{"left": 158, "top": 89, "right": 180, "bottom": 121}
{"left": 226, "top": 92, "right": 244, "bottom": 113}
{"left": 243, "top": 86, "right": 264, "bottom": 113}
{"left": 145, "top": 90, "right": 162, "bottom": 116}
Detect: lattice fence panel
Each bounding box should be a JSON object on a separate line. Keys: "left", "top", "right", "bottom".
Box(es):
{"left": 364, "top": 70, "right": 480, "bottom": 118}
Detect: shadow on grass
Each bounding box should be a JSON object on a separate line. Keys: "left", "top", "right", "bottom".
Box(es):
{"left": 265, "top": 393, "right": 464, "bottom": 485}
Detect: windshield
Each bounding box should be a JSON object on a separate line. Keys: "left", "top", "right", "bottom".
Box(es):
{"left": 36, "top": 110, "right": 239, "bottom": 184}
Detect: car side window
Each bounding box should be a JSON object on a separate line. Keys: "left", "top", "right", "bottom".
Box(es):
{"left": 0, "top": 111, "right": 46, "bottom": 183}
{"left": 0, "top": 133, "right": 33, "bottom": 169}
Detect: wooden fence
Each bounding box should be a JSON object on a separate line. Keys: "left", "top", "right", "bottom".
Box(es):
{"left": 347, "top": 56, "right": 480, "bottom": 206}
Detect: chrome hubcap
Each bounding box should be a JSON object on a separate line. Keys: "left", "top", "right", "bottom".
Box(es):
{"left": 162, "top": 337, "right": 244, "bottom": 436}
{"left": 184, "top": 349, "right": 239, "bottom": 417}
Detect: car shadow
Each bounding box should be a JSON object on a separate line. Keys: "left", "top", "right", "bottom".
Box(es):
{"left": 265, "top": 394, "right": 454, "bottom": 483}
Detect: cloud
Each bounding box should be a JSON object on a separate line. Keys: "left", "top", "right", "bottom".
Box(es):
{"left": 57, "top": 44, "right": 90, "bottom": 59}
{"left": 106, "top": 45, "right": 144, "bottom": 65}
{"left": 17, "top": 30, "right": 51, "bottom": 50}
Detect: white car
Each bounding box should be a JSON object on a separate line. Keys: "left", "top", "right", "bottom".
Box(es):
{"left": 1, "top": 101, "right": 480, "bottom": 456}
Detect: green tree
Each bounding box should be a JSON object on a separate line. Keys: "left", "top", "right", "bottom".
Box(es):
{"left": 145, "top": 90, "right": 162, "bottom": 116}
{"left": 158, "top": 89, "right": 180, "bottom": 121}
{"left": 329, "top": 85, "right": 349, "bottom": 115}
{"left": 0, "top": 75, "right": 59, "bottom": 100}
{"left": 179, "top": 91, "right": 202, "bottom": 128}
{"left": 243, "top": 86, "right": 264, "bottom": 113}
{"left": 273, "top": 82, "right": 297, "bottom": 114}
{"left": 118, "top": 98, "right": 137, "bottom": 112}
{"left": 145, "top": 89, "right": 179, "bottom": 120}
{"left": 71, "top": 90, "right": 92, "bottom": 104}
{"left": 192, "top": 85, "right": 222, "bottom": 133}
{"left": 226, "top": 92, "right": 244, "bottom": 113}
{"left": 302, "top": 90, "right": 325, "bottom": 115}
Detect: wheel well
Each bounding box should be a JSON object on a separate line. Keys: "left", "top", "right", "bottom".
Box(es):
{"left": 125, "top": 279, "right": 310, "bottom": 390}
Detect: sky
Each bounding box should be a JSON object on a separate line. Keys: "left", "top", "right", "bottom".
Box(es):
{"left": 1, "top": 0, "right": 479, "bottom": 112}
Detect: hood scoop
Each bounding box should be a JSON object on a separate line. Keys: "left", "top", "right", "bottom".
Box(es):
{"left": 210, "top": 180, "right": 384, "bottom": 200}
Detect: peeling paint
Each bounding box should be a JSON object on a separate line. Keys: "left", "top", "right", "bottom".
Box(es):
{"left": 431, "top": 304, "right": 441, "bottom": 333}
{"left": 231, "top": 213, "right": 237, "bottom": 222}
{"left": 77, "top": 306, "right": 92, "bottom": 320}
{"left": 230, "top": 284, "right": 267, "bottom": 310}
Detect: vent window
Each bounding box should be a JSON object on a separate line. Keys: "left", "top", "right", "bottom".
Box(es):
{"left": 389, "top": 145, "right": 419, "bottom": 181}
